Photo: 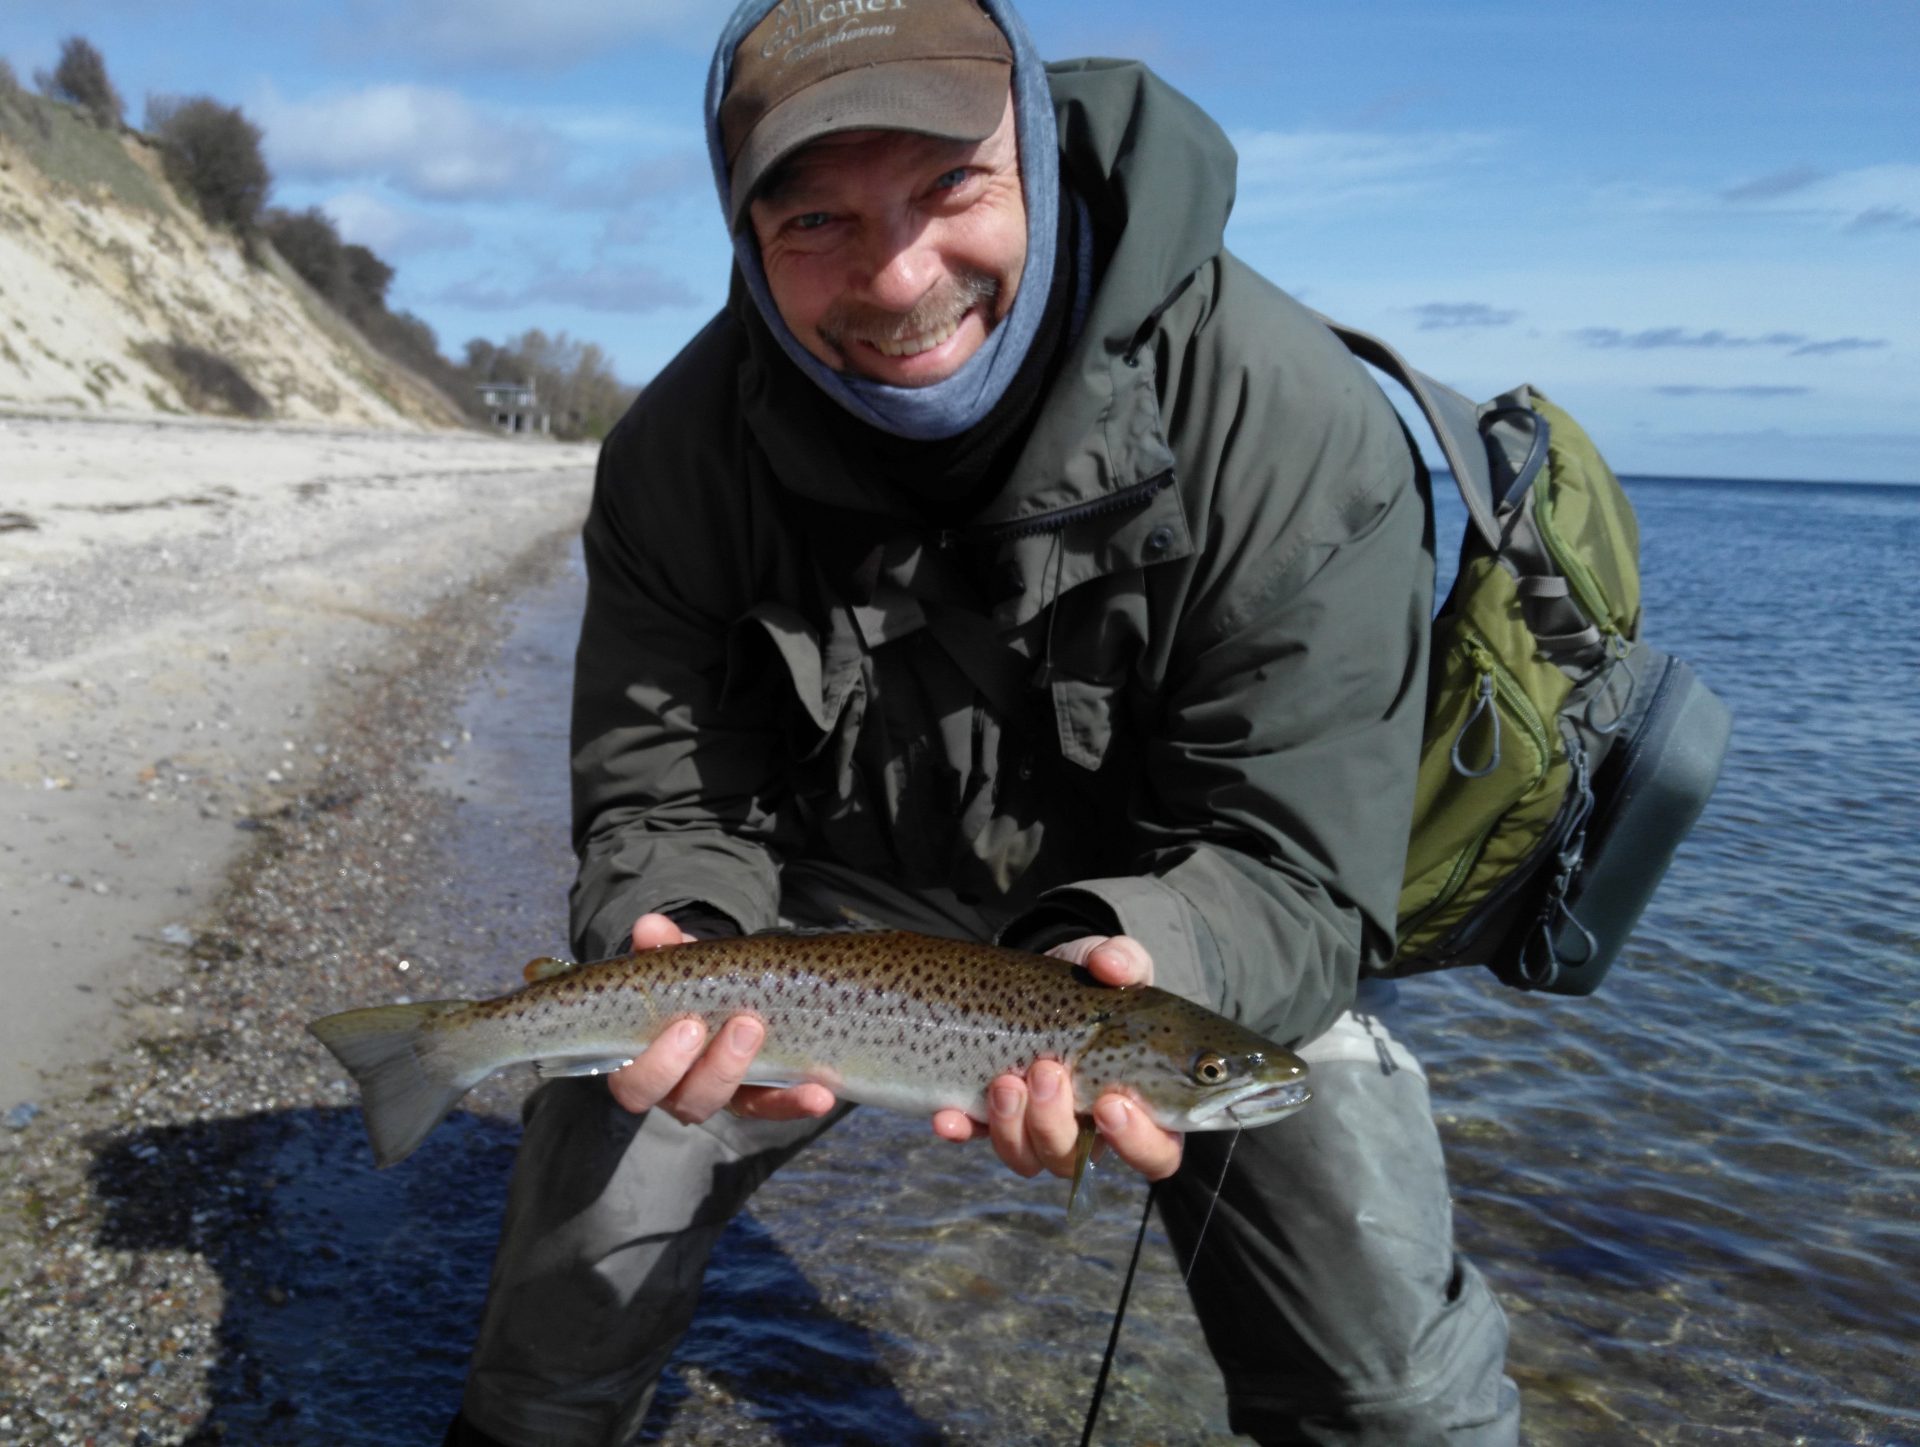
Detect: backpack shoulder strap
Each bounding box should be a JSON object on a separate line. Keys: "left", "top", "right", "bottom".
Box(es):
{"left": 1314, "top": 312, "right": 1510, "bottom": 553}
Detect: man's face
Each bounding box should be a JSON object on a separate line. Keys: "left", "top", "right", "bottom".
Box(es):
{"left": 747, "top": 94, "right": 1026, "bottom": 389}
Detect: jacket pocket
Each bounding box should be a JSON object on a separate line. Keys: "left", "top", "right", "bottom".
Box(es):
{"left": 726, "top": 601, "right": 861, "bottom": 758}
{"left": 1050, "top": 672, "right": 1120, "bottom": 772}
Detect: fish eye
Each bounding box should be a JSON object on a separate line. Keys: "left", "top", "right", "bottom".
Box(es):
{"left": 1191, "top": 1051, "right": 1231, "bottom": 1086}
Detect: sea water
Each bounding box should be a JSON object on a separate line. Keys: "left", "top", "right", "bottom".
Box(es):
{"left": 252, "top": 475, "right": 1920, "bottom": 1443}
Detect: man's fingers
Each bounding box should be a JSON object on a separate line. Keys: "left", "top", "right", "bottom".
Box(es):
{"left": 631, "top": 913, "right": 694, "bottom": 951}
{"left": 1084, "top": 936, "right": 1152, "bottom": 989}
{"left": 663, "top": 1015, "right": 765, "bottom": 1122}
{"left": 726, "top": 1082, "right": 837, "bottom": 1122}
{"left": 931, "top": 1108, "right": 985, "bottom": 1141}
{"left": 1022, "top": 1059, "right": 1083, "bottom": 1176}
{"left": 607, "top": 1018, "right": 706, "bottom": 1114}
{"left": 985, "top": 1076, "right": 1043, "bottom": 1176}
{"left": 1043, "top": 934, "right": 1153, "bottom": 989}
{"left": 1093, "top": 1093, "right": 1184, "bottom": 1181}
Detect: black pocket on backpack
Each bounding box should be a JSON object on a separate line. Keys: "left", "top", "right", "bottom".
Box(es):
{"left": 1494, "top": 648, "right": 1733, "bottom": 994}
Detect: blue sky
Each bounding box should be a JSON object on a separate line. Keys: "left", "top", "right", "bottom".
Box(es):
{"left": 3, "top": 1, "right": 1915, "bottom": 482}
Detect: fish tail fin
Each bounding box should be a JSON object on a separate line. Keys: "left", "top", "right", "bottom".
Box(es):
{"left": 308, "top": 1000, "right": 484, "bottom": 1168}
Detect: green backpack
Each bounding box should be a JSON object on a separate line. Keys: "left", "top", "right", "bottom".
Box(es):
{"left": 1326, "top": 320, "right": 1733, "bottom": 995}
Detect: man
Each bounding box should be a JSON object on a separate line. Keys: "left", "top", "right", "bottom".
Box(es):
{"left": 448, "top": 0, "right": 1519, "bottom": 1442}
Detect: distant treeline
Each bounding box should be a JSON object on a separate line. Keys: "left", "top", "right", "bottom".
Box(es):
{"left": 0, "top": 37, "right": 637, "bottom": 439}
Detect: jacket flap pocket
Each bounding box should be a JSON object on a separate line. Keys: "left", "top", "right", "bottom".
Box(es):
{"left": 727, "top": 602, "right": 858, "bottom": 742}
{"left": 1051, "top": 673, "right": 1117, "bottom": 772}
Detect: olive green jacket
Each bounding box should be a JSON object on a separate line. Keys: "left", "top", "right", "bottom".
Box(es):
{"left": 569, "top": 60, "right": 1430, "bottom": 1046}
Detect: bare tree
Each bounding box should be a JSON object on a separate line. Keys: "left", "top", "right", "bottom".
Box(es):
{"left": 465, "top": 329, "right": 634, "bottom": 440}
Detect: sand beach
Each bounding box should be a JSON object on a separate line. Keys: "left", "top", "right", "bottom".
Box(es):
{"left": 0, "top": 410, "right": 594, "bottom": 1108}
{"left": 0, "top": 409, "right": 602, "bottom": 1438}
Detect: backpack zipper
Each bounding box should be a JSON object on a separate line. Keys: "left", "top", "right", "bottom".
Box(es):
{"left": 1532, "top": 484, "right": 1621, "bottom": 644}
{"left": 1398, "top": 633, "right": 1554, "bottom": 942}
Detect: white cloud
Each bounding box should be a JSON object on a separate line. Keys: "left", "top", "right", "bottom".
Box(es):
{"left": 323, "top": 190, "right": 474, "bottom": 257}
{"left": 1652, "top": 384, "right": 1813, "bottom": 398}
{"left": 257, "top": 84, "right": 563, "bottom": 200}
{"left": 556, "top": 149, "right": 707, "bottom": 212}
{"left": 343, "top": 0, "right": 706, "bottom": 69}
{"left": 1411, "top": 302, "right": 1519, "bottom": 331}
{"left": 1575, "top": 327, "right": 1888, "bottom": 357}
{"left": 1618, "top": 162, "right": 1920, "bottom": 236}
{"left": 1228, "top": 128, "right": 1500, "bottom": 218}
{"left": 441, "top": 262, "right": 698, "bottom": 315}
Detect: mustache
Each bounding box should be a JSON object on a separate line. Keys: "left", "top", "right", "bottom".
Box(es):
{"left": 817, "top": 270, "right": 1000, "bottom": 354}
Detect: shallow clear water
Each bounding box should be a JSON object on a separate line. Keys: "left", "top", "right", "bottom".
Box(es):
{"left": 280, "top": 478, "right": 1920, "bottom": 1443}
{"left": 1416, "top": 476, "right": 1920, "bottom": 1441}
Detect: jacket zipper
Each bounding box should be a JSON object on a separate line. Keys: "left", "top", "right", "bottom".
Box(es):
{"left": 933, "top": 470, "right": 1173, "bottom": 549}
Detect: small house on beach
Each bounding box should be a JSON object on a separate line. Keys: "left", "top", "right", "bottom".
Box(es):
{"left": 476, "top": 381, "right": 550, "bottom": 435}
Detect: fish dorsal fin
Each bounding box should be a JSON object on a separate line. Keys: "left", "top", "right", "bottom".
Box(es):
{"left": 745, "top": 920, "right": 892, "bottom": 938}
{"left": 522, "top": 956, "right": 575, "bottom": 983}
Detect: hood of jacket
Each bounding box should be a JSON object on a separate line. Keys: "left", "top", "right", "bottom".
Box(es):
{"left": 730, "top": 58, "right": 1239, "bottom": 546}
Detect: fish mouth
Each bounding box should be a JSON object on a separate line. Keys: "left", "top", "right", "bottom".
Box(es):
{"left": 1187, "top": 1077, "right": 1312, "bottom": 1129}
{"left": 1227, "top": 1078, "right": 1311, "bottom": 1126}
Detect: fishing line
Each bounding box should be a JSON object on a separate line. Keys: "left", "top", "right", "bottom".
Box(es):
{"left": 1079, "top": 1130, "right": 1241, "bottom": 1445}
{"left": 1078, "top": 1182, "right": 1155, "bottom": 1447}
{"left": 1183, "top": 1126, "right": 1239, "bottom": 1283}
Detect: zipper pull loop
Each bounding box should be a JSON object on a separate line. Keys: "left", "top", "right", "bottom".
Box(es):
{"left": 1451, "top": 670, "right": 1502, "bottom": 779}
{"left": 1584, "top": 634, "right": 1638, "bottom": 736}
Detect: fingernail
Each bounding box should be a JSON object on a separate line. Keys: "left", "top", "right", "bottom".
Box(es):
{"left": 725, "top": 1018, "right": 762, "bottom": 1055}
{"left": 1031, "top": 1063, "right": 1060, "bottom": 1103}
{"left": 1095, "top": 1098, "right": 1130, "bottom": 1134}
{"left": 674, "top": 1020, "right": 705, "bottom": 1051}
{"left": 990, "top": 1084, "right": 1020, "bottom": 1119}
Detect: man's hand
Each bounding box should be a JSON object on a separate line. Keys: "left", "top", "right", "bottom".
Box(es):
{"left": 931, "top": 934, "right": 1185, "bottom": 1183}
{"left": 603, "top": 914, "right": 837, "bottom": 1125}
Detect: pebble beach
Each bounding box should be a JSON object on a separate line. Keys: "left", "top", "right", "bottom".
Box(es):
{"left": 5, "top": 418, "right": 1913, "bottom": 1444}
{"left": 0, "top": 411, "right": 595, "bottom": 1441}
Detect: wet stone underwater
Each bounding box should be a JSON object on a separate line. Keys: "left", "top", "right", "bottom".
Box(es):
{"left": 5, "top": 476, "right": 1919, "bottom": 1443}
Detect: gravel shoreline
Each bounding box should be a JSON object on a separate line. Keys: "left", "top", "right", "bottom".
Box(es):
{"left": 0, "top": 532, "right": 574, "bottom": 1444}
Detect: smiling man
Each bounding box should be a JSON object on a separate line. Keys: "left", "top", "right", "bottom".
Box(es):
{"left": 749, "top": 102, "right": 1027, "bottom": 384}
{"left": 444, "top": 1, "right": 1519, "bottom": 1443}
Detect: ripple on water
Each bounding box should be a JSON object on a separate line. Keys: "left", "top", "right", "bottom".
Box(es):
{"left": 336, "top": 491, "right": 1920, "bottom": 1443}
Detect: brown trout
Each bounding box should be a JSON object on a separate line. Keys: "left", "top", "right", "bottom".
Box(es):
{"left": 308, "top": 929, "right": 1310, "bottom": 1171}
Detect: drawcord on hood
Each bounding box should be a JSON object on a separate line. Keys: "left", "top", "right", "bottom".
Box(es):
{"left": 705, "top": 0, "right": 1060, "bottom": 441}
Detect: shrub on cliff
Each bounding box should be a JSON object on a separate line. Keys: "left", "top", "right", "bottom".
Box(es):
{"left": 137, "top": 341, "right": 272, "bottom": 420}
{"left": 37, "top": 37, "right": 122, "bottom": 129}
{"left": 146, "top": 95, "right": 271, "bottom": 236}
{"left": 263, "top": 208, "right": 399, "bottom": 322}
{"left": 264, "top": 206, "right": 350, "bottom": 299}
{"left": 342, "top": 244, "right": 394, "bottom": 316}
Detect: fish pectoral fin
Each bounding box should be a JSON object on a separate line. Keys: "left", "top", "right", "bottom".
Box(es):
{"left": 1066, "top": 1122, "right": 1099, "bottom": 1222}
{"left": 532, "top": 1054, "right": 635, "bottom": 1079}
{"left": 522, "top": 956, "right": 576, "bottom": 983}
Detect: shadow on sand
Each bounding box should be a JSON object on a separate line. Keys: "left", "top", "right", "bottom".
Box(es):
{"left": 88, "top": 1107, "right": 942, "bottom": 1445}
